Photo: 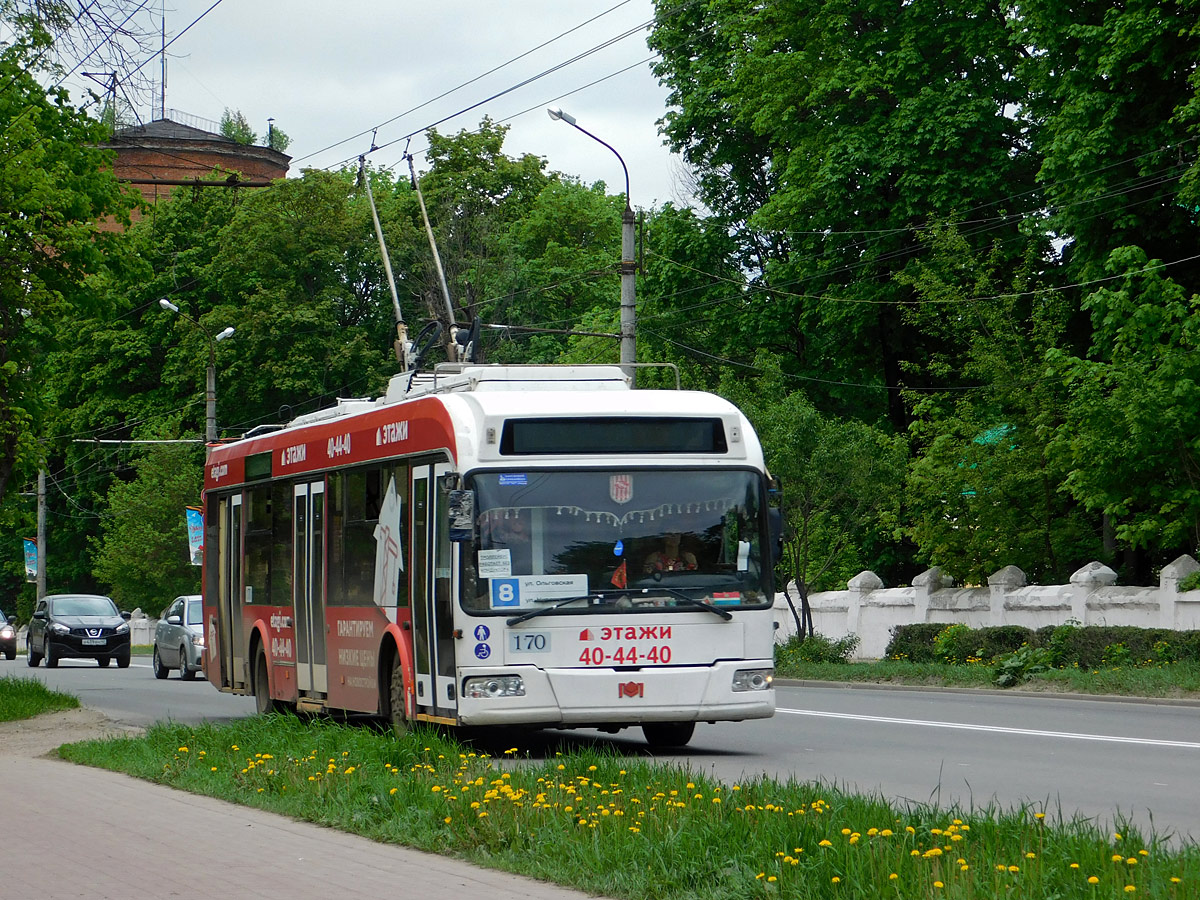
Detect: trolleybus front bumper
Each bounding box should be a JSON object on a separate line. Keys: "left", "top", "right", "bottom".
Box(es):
{"left": 456, "top": 659, "right": 774, "bottom": 726}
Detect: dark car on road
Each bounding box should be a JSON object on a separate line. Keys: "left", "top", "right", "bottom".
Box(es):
{"left": 26, "top": 594, "right": 131, "bottom": 668}
{"left": 0, "top": 609, "right": 15, "bottom": 660}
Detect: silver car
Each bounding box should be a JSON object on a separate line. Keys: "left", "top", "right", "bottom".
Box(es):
{"left": 152, "top": 595, "right": 204, "bottom": 680}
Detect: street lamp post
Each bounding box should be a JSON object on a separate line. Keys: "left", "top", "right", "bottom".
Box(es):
{"left": 547, "top": 108, "right": 637, "bottom": 382}
{"left": 159, "top": 299, "right": 234, "bottom": 448}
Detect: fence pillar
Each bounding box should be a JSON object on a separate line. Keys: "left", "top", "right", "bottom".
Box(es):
{"left": 912, "top": 567, "right": 947, "bottom": 624}
{"left": 987, "top": 565, "right": 1026, "bottom": 626}
{"left": 846, "top": 570, "right": 883, "bottom": 638}
{"left": 1159, "top": 554, "right": 1199, "bottom": 629}
{"left": 1069, "top": 561, "right": 1117, "bottom": 625}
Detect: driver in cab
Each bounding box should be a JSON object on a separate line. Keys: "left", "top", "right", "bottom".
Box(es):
{"left": 643, "top": 532, "right": 697, "bottom": 573}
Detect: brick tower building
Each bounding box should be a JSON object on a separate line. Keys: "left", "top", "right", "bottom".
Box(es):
{"left": 100, "top": 116, "right": 291, "bottom": 224}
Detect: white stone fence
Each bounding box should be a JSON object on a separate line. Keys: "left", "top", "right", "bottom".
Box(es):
{"left": 772, "top": 555, "right": 1200, "bottom": 660}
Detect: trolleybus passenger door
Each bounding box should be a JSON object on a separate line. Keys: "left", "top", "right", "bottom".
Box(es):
{"left": 410, "top": 463, "right": 458, "bottom": 718}
{"left": 293, "top": 480, "right": 328, "bottom": 694}
{"left": 219, "top": 494, "right": 243, "bottom": 689}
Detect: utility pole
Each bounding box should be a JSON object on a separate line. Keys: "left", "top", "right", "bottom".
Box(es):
{"left": 547, "top": 108, "right": 637, "bottom": 383}
{"left": 36, "top": 469, "right": 46, "bottom": 601}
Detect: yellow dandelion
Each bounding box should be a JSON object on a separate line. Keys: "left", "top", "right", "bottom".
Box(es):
{"left": 1070, "top": 863, "right": 1079, "bottom": 869}
{"left": 819, "top": 840, "right": 833, "bottom": 848}
{"left": 1026, "top": 852, "right": 1037, "bottom": 859}
{"left": 1124, "top": 887, "right": 1136, "bottom": 894}
{"left": 1138, "top": 850, "right": 1149, "bottom": 857}
{"left": 934, "top": 881, "right": 944, "bottom": 889}
{"left": 389, "top": 788, "right": 397, "bottom": 795}
{"left": 1008, "top": 866, "right": 1019, "bottom": 874}
{"left": 755, "top": 873, "right": 765, "bottom": 880}
{"left": 178, "top": 746, "right": 188, "bottom": 753}
{"left": 767, "top": 876, "right": 777, "bottom": 883}
{"left": 1126, "top": 858, "right": 1137, "bottom": 866}
{"left": 889, "top": 874, "right": 898, "bottom": 881}
{"left": 831, "top": 876, "right": 840, "bottom": 884}
{"left": 1088, "top": 876, "right": 1100, "bottom": 885}
{"left": 443, "top": 816, "right": 452, "bottom": 824}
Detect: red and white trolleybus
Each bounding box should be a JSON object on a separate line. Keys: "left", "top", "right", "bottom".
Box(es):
{"left": 202, "top": 364, "right": 777, "bottom": 746}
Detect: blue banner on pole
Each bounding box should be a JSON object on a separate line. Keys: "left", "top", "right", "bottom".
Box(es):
{"left": 23, "top": 538, "right": 37, "bottom": 582}
{"left": 185, "top": 507, "right": 204, "bottom": 566}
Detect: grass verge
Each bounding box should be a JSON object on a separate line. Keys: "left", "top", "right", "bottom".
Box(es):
{"left": 775, "top": 659, "right": 1200, "bottom": 698}
{"left": 59, "top": 715, "right": 1197, "bottom": 899}
{"left": 0, "top": 674, "right": 80, "bottom": 722}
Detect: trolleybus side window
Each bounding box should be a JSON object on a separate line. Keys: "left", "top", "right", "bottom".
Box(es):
{"left": 270, "top": 481, "right": 293, "bottom": 607}
{"left": 329, "top": 464, "right": 410, "bottom": 609}
{"left": 244, "top": 486, "right": 273, "bottom": 604}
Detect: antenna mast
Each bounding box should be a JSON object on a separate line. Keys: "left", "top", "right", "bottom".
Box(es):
{"left": 159, "top": 0, "right": 166, "bottom": 119}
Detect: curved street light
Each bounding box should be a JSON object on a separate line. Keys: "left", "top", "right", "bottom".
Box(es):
{"left": 547, "top": 107, "right": 636, "bottom": 380}
{"left": 159, "top": 298, "right": 234, "bottom": 447}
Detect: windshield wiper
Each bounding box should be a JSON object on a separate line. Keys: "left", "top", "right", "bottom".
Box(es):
{"left": 645, "top": 588, "right": 734, "bottom": 621}
{"left": 506, "top": 594, "right": 597, "bottom": 626}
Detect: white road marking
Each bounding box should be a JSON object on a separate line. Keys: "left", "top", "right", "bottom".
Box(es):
{"left": 777, "top": 707, "right": 1200, "bottom": 750}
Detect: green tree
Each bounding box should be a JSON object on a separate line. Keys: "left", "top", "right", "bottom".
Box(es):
{"left": 721, "top": 357, "right": 908, "bottom": 634}
{"left": 900, "top": 225, "right": 1100, "bottom": 584}
{"left": 92, "top": 442, "right": 203, "bottom": 615}
{"left": 267, "top": 122, "right": 291, "bottom": 153}
{"left": 220, "top": 108, "right": 257, "bottom": 145}
{"left": 649, "top": 0, "right": 1039, "bottom": 428}
{"left": 0, "top": 18, "right": 135, "bottom": 505}
{"left": 1048, "top": 247, "right": 1200, "bottom": 562}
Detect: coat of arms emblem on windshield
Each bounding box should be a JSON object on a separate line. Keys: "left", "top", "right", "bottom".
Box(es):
{"left": 610, "top": 474, "right": 632, "bottom": 504}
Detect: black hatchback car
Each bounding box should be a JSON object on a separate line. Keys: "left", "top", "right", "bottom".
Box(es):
{"left": 27, "top": 594, "right": 132, "bottom": 668}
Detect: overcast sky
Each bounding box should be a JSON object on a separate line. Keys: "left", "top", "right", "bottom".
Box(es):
{"left": 76, "top": 0, "right": 693, "bottom": 208}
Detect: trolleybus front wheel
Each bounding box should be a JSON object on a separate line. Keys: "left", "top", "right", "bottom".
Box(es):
{"left": 642, "top": 721, "right": 695, "bottom": 748}
{"left": 254, "top": 651, "right": 278, "bottom": 716}
{"left": 388, "top": 651, "right": 409, "bottom": 737}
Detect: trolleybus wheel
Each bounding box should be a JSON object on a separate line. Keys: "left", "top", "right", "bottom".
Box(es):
{"left": 254, "top": 651, "right": 277, "bottom": 716}
{"left": 641, "top": 721, "right": 695, "bottom": 748}
{"left": 388, "top": 652, "right": 409, "bottom": 737}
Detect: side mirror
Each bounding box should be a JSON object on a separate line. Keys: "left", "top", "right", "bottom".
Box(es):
{"left": 768, "top": 508, "right": 783, "bottom": 565}
{"left": 166, "top": 615, "right": 183, "bottom": 626}
{"left": 448, "top": 489, "right": 475, "bottom": 542}
{"left": 33, "top": 610, "right": 46, "bottom": 620}
{"left": 121, "top": 611, "right": 132, "bottom": 620}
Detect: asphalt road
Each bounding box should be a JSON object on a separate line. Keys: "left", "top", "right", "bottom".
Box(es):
{"left": 4, "top": 657, "right": 1197, "bottom": 842}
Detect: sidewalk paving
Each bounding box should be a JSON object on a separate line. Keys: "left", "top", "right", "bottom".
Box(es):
{"left": 0, "top": 713, "right": 603, "bottom": 900}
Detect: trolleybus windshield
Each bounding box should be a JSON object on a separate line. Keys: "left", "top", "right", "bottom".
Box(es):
{"left": 463, "top": 468, "right": 769, "bottom": 614}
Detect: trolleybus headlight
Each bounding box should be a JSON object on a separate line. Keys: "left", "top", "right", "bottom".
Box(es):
{"left": 732, "top": 668, "right": 773, "bottom": 692}
{"left": 463, "top": 675, "right": 526, "bottom": 699}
